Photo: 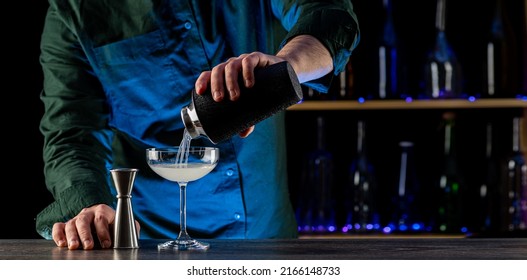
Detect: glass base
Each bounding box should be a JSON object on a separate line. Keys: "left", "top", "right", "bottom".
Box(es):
{"left": 157, "top": 239, "right": 210, "bottom": 251}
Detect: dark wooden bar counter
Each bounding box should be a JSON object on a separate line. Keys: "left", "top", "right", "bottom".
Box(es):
{"left": 1, "top": 237, "right": 526, "bottom": 260}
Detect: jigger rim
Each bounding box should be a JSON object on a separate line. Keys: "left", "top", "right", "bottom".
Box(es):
{"left": 110, "top": 168, "right": 139, "bottom": 172}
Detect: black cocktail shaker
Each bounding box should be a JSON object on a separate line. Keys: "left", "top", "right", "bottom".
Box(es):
{"left": 181, "top": 61, "right": 303, "bottom": 144}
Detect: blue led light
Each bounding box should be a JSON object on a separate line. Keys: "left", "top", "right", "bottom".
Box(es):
{"left": 405, "top": 97, "right": 413, "bottom": 103}
{"left": 468, "top": 96, "right": 476, "bottom": 102}
{"left": 358, "top": 97, "right": 365, "bottom": 103}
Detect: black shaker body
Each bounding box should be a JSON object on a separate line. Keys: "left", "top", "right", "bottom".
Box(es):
{"left": 181, "top": 61, "right": 303, "bottom": 144}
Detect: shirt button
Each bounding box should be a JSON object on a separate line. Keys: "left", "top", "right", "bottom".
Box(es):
{"left": 226, "top": 169, "right": 234, "bottom": 176}
{"left": 184, "top": 21, "right": 192, "bottom": 30}
{"left": 234, "top": 213, "right": 241, "bottom": 220}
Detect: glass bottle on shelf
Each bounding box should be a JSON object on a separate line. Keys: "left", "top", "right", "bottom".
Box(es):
{"left": 501, "top": 116, "right": 527, "bottom": 233}
{"left": 481, "top": 0, "right": 519, "bottom": 98}
{"left": 300, "top": 85, "right": 324, "bottom": 101}
{"left": 296, "top": 115, "right": 336, "bottom": 233}
{"left": 433, "top": 112, "right": 466, "bottom": 233}
{"left": 387, "top": 141, "right": 424, "bottom": 233}
{"left": 423, "top": 0, "right": 463, "bottom": 99}
{"left": 477, "top": 122, "right": 500, "bottom": 234}
{"left": 377, "top": 0, "right": 402, "bottom": 100}
{"left": 337, "top": 59, "right": 354, "bottom": 100}
{"left": 343, "top": 120, "right": 380, "bottom": 233}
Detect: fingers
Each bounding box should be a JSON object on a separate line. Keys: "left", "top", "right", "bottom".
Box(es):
{"left": 195, "top": 71, "right": 211, "bottom": 95}
{"left": 52, "top": 223, "right": 68, "bottom": 247}
{"left": 238, "top": 126, "right": 255, "bottom": 138}
{"left": 93, "top": 208, "right": 113, "bottom": 249}
{"left": 222, "top": 58, "right": 243, "bottom": 101}
{"left": 195, "top": 52, "right": 286, "bottom": 102}
{"left": 51, "top": 204, "right": 116, "bottom": 250}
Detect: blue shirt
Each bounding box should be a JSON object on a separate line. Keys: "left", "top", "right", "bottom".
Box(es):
{"left": 37, "top": 0, "right": 360, "bottom": 239}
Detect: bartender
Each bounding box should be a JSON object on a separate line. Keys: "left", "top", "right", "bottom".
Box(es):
{"left": 36, "top": 0, "right": 360, "bottom": 249}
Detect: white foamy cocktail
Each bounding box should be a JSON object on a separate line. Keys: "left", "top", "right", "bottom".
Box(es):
{"left": 148, "top": 163, "right": 216, "bottom": 183}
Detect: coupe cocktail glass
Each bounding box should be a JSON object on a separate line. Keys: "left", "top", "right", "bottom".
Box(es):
{"left": 146, "top": 146, "right": 219, "bottom": 250}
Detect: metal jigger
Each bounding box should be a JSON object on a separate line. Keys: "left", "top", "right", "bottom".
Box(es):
{"left": 110, "top": 168, "right": 139, "bottom": 249}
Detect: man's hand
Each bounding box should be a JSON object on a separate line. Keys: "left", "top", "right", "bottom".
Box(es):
{"left": 193, "top": 35, "right": 332, "bottom": 139}
{"left": 51, "top": 204, "right": 140, "bottom": 250}
{"left": 194, "top": 52, "right": 286, "bottom": 138}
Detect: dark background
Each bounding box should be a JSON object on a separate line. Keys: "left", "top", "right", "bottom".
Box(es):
{"left": 3, "top": 1, "right": 525, "bottom": 238}
{"left": 3, "top": 2, "right": 52, "bottom": 238}
{"left": 286, "top": 0, "right": 526, "bottom": 233}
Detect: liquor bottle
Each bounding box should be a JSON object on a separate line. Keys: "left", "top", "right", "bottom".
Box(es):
{"left": 481, "top": 0, "right": 519, "bottom": 98}
{"left": 337, "top": 59, "right": 354, "bottom": 100}
{"left": 387, "top": 141, "right": 424, "bottom": 233}
{"left": 377, "top": 0, "right": 402, "bottom": 99}
{"left": 300, "top": 85, "right": 317, "bottom": 101}
{"left": 423, "top": 0, "right": 463, "bottom": 99}
{"left": 343, "top": 120, "right": 380, "bottom": 233}
{"left": 296, "top": 115, "right": 336, "bottom": 233}
{"left": 477, "top": 122, "right": 500, "bottom": 234}
{"left": 434, "top": 112, "right": 466, "bottom": 233}
{"left": 501, "top": 116, "right": 527, "bottom": 232}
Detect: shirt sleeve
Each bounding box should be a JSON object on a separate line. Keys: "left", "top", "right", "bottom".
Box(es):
{"left": 36, "top": 4, "right": 115, "bottom": 239}
{"left": 271, "top": 0, "right": 360, "bottom": 92}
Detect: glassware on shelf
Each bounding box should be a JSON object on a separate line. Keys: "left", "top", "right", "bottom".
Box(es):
{"left": 342, "top": 120, "right": 380, "bottom": 233}
{"left": 301, "top": 85, "right": 334, "bottom": 101}
{"left": 500, "top": 116, "right": 527, "bottom": 232}
{"left": 481, "top": 0, "right": 519, "bottom": 98}
{"left": 423, "top": 0, "right": 463, "bottom": 99}
{"left": 377, "top": 0, "right": 403, "bottom": 100}
{"left": 433, "top": 112, "right": 467, "bottom": 233}
{"left": 386, "top": 141, "right": 425, "bottom": 233}
{"left": 296, "top": 115, "right": 336, "bottom": 233}
{"left": 476, "top": 122, "right": 500, "bottom": 234}
{"left": 337, "top": 59, "right": 354, "bottom": 100}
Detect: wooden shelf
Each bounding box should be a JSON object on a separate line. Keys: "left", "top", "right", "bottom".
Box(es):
{"left": 288, "top": 98, "right": 527, "bottom": 111}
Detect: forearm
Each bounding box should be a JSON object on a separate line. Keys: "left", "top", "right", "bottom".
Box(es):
{"left": 276, "top": 34, "right": 333, "bottom": 83}
{"left": 37, "top": 6, "right": 116, "bottom": 238}
{"left": 272, "top": 1, "right": 359, "bottom": 92}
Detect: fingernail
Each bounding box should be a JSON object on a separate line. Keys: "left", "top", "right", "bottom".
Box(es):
{"left": 68, "top": 240, "right": 78, "bottom": 249}
{"left": 245, "top": 79, "right": 252, "bottom": 87}
{"left": 213, "top": 91, "right": 222, "bottom": 101}
{"left": 83, "top": 240, "right": 91, "bottom": 249}
{"left": 102, "top": 240, "right": 111, "bottom": 249}
{"left": 57, "top": 239, "right": 67, "bottom": 247}
{"left": 229, "top": 90, "right": 238, "bottom": 100}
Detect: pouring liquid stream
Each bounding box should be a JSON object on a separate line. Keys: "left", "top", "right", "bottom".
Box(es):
{"left": 176, "top": 129, "right": 192, "bottom": 166}
{"left": 148, "top": 129, "right": 215, "bottom": 182}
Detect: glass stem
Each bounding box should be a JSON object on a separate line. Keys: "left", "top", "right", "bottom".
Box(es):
{"left": 178, "top": 182, "right": 190, "bottom": 240}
